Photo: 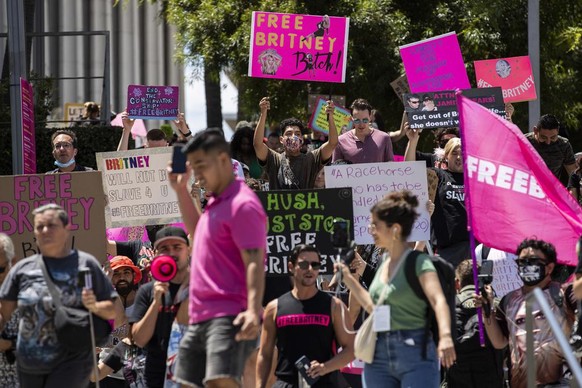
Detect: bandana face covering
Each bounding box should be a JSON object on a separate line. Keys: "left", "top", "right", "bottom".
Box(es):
{"left": 284, "top": 135, "right": 303, "bottom": 153}
{"left": 517, "top": 259, "right": 546, "bottom": 286}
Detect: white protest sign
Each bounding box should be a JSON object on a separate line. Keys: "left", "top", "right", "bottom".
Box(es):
{"left": 476, "top": 246, "right": 522, "bottom": 298}
{"left": 325, "top": 161, "right": 430, "bottom": 244}
{"left": 96, "top": 148, "right": 181, "bottom": 227}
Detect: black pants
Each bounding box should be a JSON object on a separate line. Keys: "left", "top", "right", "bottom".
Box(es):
{"left": 446, "top": 349, "right": 504, "bottom": 388}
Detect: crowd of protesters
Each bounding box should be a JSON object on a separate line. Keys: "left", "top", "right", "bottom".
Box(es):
{"left": 0, "top": 93, "right": 581, "bottom": 388}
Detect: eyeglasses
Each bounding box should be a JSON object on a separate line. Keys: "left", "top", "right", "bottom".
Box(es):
{"left": 297, "top": 261, "right": 322, "bottom": 270}
{"left": 53, "top": 142, "right": 73, "bottom": 150}
{"left": 352, "top": 118, "right": 370, "bottom": 125}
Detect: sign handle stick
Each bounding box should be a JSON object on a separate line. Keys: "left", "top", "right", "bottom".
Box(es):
{"left": 326, "top": 86, "right": 332, "bottom": 122}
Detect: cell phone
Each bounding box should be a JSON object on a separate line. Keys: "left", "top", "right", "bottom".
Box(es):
{"left": 295, "top": 355, "right": 319, "bottom": 386}
{"left": 331, "top": 218, "right": 350, "bottom": 249}
{"left": 172, "top": 144, "right": 187, "bottom": 174}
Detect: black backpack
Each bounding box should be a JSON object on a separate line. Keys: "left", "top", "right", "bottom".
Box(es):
{"left": 404, "top": 250, "right": 457, "bottom": 359}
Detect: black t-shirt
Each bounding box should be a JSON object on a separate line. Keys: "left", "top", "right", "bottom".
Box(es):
{"left": 431, "top": 168, "right": 467, "bottom": 248}
{"left": 416, "top": 150, "right": 437, "bottom": 168}
{"left": 275, "top": 291, "right": 337, "bottom": 387}
{"left": 103, "top": 341, "right": 146, "bottom": 387}
{"left": 128, "top": 281, "right": 181, "bottom": 387}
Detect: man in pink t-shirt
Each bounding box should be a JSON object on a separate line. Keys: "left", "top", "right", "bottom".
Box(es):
{"left": 170, "top": 128, "right": 267, "bottom": 388}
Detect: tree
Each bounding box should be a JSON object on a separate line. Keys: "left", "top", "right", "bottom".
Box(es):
{"left": 163, "top": 0, "right": 582, "bottom": 149}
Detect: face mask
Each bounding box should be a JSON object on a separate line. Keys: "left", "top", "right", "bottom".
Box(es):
{"left": 54, "top": 158, "right": 75, "bottom": 168}
{"left": 284, "top": 135, "right": 303, "bottom": 152}
{"left": 518, "top": 261, "right": 546, "bottom": 286}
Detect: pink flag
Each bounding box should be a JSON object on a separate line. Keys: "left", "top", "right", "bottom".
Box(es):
{"left": 457, "top": 93, "right": 582, "bottom": 266}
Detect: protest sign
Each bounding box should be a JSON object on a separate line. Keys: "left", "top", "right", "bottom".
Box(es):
{"left": 127, "top": 85, "right": 179, "bottom": 120}
{"left": 248, "top": 12, "right": 349, "bottom": 83}
{"left": 257, "top": 188, "right": 353, "bottom": 276}
{"left": 64, "top": 102, "right": 85, "bottom": 122}
{"left": 324, "top": 162, "right": 430, "bottom": 245}
{"left": 390, "top": 74, "right": 410, "bottom": 99}
{"left": 0, "top": 172, "right": 106, "bottom": 261}
{"left": 404, "top": 87, "right": 505, "bottom": 130}
{"left": 20, "top": 78, "right": 36, "bottom": 174}
{"left": 309, "top": 97, "right": 353, "bottom": 135}
{"left": 96, "top": 148, "right": 182, "bottom": 227}
{"left": 308, "top": 94, "right": 345, "bottom": 115}
{"left": 474, "top": 56, "right": 537, "bottom": 103}
{"left": 399, "top": 32, "right": 470, "bottom": 93}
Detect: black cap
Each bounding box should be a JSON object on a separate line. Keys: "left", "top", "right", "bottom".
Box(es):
{"left": 153, "top": 226, "right": 189, "bottom": 249}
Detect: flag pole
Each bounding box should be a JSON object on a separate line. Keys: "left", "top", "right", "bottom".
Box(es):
{"left": 456, "top": 90, "right": 486, "bottom": 347}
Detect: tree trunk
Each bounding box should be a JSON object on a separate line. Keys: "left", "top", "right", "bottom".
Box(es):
{"left": 204, "top": 64, "right": 222, "bottom": 129}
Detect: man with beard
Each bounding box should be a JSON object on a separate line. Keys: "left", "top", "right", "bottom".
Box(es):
{"left": 257, "top": 244, "right": 354, "bottom": 387}
{"left": 477, "top": 238, "right": 576, "bottom": 388}
{"left": 525, "top": 114, "right": 576, "bottom": 184}
{"left": 98, "top": 256, "right": 143, "bottom": 387}
{"left": 253, "top": 97, "right": 338, "bottom": 190}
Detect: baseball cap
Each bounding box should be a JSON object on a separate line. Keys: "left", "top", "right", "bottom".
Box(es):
{"left": 109, "top": 256, "right": 142, "bottom": 284}
{"left": 153, "top": 226, "right": 189, "bottom": 250}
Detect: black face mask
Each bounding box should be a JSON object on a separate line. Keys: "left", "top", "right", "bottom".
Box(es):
{"left": 517, "top": 259, "right": 547, "bottom": 286}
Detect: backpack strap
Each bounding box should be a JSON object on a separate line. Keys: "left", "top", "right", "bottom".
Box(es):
{"left": 404, "top": 250, "right": 432, "bottom": 359}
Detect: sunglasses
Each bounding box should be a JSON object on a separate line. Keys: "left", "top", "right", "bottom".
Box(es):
{"left": 352, "top": 118, "right": 370, "bottom": 125}
{"left": 517, "top": 256, "right": 547, "bottom": 265}
{"left": 297, "top": 261, "right": 322, "bottom": 270}
{"left": 409, "top": 100, "right": 420, "bottom": 104}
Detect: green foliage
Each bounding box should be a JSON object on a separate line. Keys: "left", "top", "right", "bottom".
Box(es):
{"left": 163, "top": 0, "right": 582, "bottom": 153}
{"left": 0, "top": 125, "right": 133, "bottom": 175}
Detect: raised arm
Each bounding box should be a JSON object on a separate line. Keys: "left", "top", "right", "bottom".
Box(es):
{"left": 404, "top": 125, "right": 420, "bottom": 162}
{"left": 254, "top": 97, "right": 271, "bottom": 162}
{"left": 168, "top": 163, "right": 201, "bottom": 237}
{"left": 389, "top": 111, "right": 408, "bottom": 143}
{"left": 117, "top": 110, "right": 134, "bottom": 151}
{"left": 319, "top": 101, "right": 339, "bottom": 161}
{"left": 172, "top": 112, "right": 193, "bottom": 142}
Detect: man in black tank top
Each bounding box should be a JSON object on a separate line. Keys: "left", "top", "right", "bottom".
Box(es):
{"left": 257, "top": 244, "right": 355, "bottom": 387}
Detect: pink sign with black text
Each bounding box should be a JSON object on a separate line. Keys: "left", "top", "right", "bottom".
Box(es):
{"left": 474, "top": 56, "right": 537, "bottom": 103}
{"left": 399, "top": 32, "right": 470, "bottom": 93}
{"left": 20, "top": 78, "right": 36, "bottom": 174}
{"left": 248, "top": 12, "right": 349, "bottom": 83}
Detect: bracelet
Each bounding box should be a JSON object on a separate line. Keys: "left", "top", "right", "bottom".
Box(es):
{"left": 181, "top": 131, "right": 192, "bottom": 137}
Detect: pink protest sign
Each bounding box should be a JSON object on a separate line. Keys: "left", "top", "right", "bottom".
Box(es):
{"left": 20, "top": 78, "right": 36, "bottom": 174}
{"left": 127, "top": 85, "right": 179, "bottom": 120}
{"left": 474, "top": 56, "right": 537, "bottom": 103}
{"left": 399, "top": 32, "right": 470, "bottom": 93}
{"left": 248, "top": 12, "right": 349, "bottom": 83}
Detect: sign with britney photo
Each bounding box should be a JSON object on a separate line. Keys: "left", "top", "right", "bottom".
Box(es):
{"left": 248, "top": 12, "right": 350, "bottom": 83}
{"left": 474, "top": 56, "right": 537, "bottom": 103}
{"left": 400, "top": 32, "right": 471, "bottom": 93}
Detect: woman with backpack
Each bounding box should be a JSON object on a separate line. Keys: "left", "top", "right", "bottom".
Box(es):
{"left": 336, "top": 190, "right": 456, "bottom": 387}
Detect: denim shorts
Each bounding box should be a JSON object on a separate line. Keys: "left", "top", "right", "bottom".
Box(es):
{"left": 363, "top": 329, "right": 439, "bottom": 388}
{"left": 174, "top": 315, "right": 255, "bottom": 387}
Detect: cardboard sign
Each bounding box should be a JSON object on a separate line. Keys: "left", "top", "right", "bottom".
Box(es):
{"left": 257, "top": 188, "right": 354, "bottom": 276}
{"left": 474, "top": 56, "right": 537, "bottom": 103}
{"left": 64, "top": 102, "right": 85, "bottom": 122}
{"left": 390, "top": 74, "right": 410, "bottom": 99}
{"left": 127, "top": 85, "right": 179, "bottom": 120}
{"left": 20, "top": 78, "right": 36, "bottom": 174}
{"left": 404, "top": 87, "right": 505, "bottom": 130}
{"left": 0, "top": 172, "right": 106, "bottom": 261}
{"left": 248, "top": 12, "right": 350, "bottom": 83}
{"left": 399, "top": 32, "right": 470, "bottom": 93}
{"left": 307, "top": 94, "right": 346, "bottom": 115}
{"left": 324, "top": 162, "right": 430, "bottom": 245}
{"left": 96, "top": 148, "right": 182, "bottom": 227}
{"left": 309, "top": 97, "right": 353, "bottom": 135}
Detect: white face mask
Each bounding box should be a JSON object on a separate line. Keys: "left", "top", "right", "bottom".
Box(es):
{"left": 54, "top": 158, "right": 75, "bottom": 168}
